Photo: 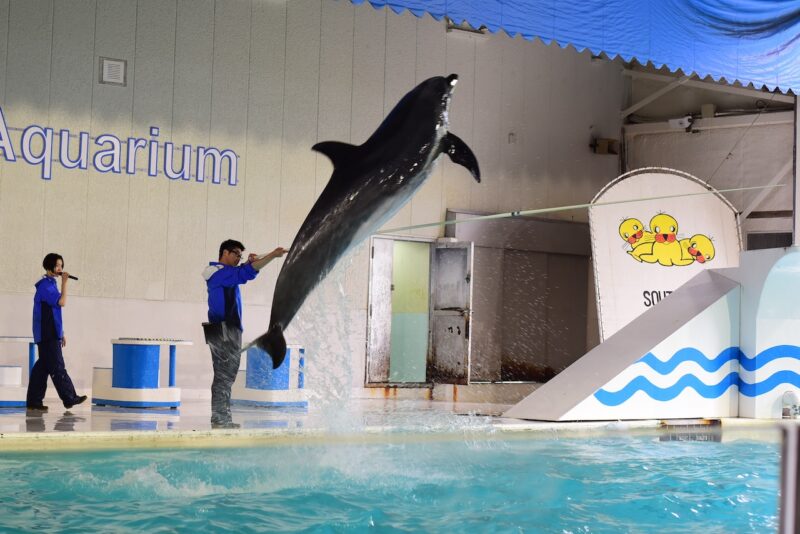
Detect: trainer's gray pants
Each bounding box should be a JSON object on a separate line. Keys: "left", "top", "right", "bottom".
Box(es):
{"left": 209, "top": 327, "right": 242, "bottom": 425}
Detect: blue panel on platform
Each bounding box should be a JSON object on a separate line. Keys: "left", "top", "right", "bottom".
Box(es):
{"left": 92, "top": 398, "right": 179, "bottom": 408}
{"left": 112, "top": 344, "right": 160, "bottom": 388}
{"left": 246, "top": 346, "right": 291, "bottom": 390}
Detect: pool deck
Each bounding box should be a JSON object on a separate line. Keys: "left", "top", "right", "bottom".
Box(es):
{"left": 0, "top": 397, "right": 790, "bottom": 451}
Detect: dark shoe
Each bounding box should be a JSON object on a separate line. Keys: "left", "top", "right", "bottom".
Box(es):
{"left": 26, "top": 404, "right": 48, "bottom": 412}
{"left": 64, "top": 395, "right": 87, "bottom": 409}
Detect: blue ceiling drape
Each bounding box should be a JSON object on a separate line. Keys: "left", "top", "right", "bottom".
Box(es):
{"left": 349, "top": 0, "right": 800, "bottom": 94}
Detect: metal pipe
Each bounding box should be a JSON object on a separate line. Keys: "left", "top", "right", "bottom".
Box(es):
{"left": 781, "top": 424, "right": 800, "bottom": 533}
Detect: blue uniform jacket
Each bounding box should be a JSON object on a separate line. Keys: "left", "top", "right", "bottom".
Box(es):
{"left": 203, "top": 262, "right": 258, "bottom": 331}
{"left": 32, "top": 276, "right": 63, "bottom": 343}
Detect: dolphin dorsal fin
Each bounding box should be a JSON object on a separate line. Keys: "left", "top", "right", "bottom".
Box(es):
{"left": 312, "top": 141, "right": 359, "bottom": 169}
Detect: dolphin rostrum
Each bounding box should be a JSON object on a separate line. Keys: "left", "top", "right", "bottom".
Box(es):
{"left": 251, "top": 74, "right": 480, "bottom": 368}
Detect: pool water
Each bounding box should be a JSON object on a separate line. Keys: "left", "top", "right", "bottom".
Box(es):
{"left": 0, "top": 433, "right": 779, "bottom": 532}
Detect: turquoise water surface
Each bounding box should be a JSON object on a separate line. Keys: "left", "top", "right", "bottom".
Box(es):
{"left": 0, "top": 434, "right": 779, "bottom": 532}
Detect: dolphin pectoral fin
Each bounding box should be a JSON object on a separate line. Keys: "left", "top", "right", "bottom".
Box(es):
{"left": 312, "top": 140, "right": 359, "bottom": 169}
{"left": 443, "top": 132, "right": 480, "bottom": 183}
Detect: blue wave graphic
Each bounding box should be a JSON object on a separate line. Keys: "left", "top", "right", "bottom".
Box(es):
{"left": 638, "top": 347, "right": 740, "bottom": 374}
{"left": 739, "top": 371, "right": 800, "bottom": 397}
{"left": 739, "top": 345, "right": 800, "bottom": 371}
{"left": 594, "top": 345, "right": 800, "bottom": 406}
{"left": 635, "top": 345, "right": 800, "bottom": 374}
{"left": 594, "top": 373, "right": 738, "bottom": 406}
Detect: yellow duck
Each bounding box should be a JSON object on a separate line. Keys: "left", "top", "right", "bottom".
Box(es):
{"left": 680, "top": 234, "right": 715, "bottom": 264}
{"left": 618, "top": 217, "right": 655, "bottom": 262}
{"left": 638, "top": 213, "right": 693, "bottom": 266}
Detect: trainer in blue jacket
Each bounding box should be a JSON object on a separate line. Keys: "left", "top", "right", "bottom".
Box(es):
{"left": 27, "top": 253, "right": 87, "bottom": 412}
{"left": 203, "top": 239, "right": 287, "bottom": 428}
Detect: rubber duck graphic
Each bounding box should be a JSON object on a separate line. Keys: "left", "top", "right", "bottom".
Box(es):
{"left": 680, "top": 234, "right": 715, "bottom": 264}
{"left": 638, "top": 213, "right": 693, "bottom": 266}
{"left": 618, "top": 217, "right": 654, "bottom": 262}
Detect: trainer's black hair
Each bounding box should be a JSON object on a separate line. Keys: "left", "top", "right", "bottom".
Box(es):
{"left": 42, "top": 253, "right": 64, "bottom": 272}
{"left": 218, "top": 239, "right": 245, "bottom": 260}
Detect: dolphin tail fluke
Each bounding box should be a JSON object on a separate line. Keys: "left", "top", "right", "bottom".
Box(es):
{"left": 443, "top": 132, "right": 481, "bottom": 183}
{"left": 252, "top": 325, "right": 288, "bottom": 369}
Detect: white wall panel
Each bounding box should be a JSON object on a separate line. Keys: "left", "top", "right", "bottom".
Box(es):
{"left": 278, "top": 0, "right": 320, "bottom": 248}
{"left": 0, "top": 0, "right": 8, "bottom": 106}
{"left": 577, "top": 55, "right": 622, "bottom": 221}
{"left": 165, "top": 0, "right": 213, "bottom": 304}
{"left": 204, "top": 0, "right": 249, "bottom": 263}
{"left": 45, "top": 0, "right": 94, "bottom": 297}
{"left": 547, "top": 45, "right": 581, "bottom": 211}
{"left": 242, "top": 0, "right": 288, "bottom": 308}
{"left": 84, "top": 0, "right": 136, "bottom": 298}
{"left": 498, "top": 36, "right": 525, "bottom": 211}
{"left": 410, "top": 13, "right": 444, "bottom": 238}
{"left": 521, "top": 38, "right": 552, "bottom": 212}
{"left": 125, "top": 0, "right": 176, "bottom": 301}
{"left": 472, "top": 34, "right": 502, "bottom": 213}
{"left": 316, "top": 0, "right": 353, "bottom": 196}
{"left": 351, "top": 4, "right": 384, "bottom": 146}
{"left": 0, "top": 0, "right": 7, "bottom": 276}
{"left": 586, "top": 57, "right": 623, "bottom": 217}
{"left": 443, "top": 31, "right": 476, "bottom": 213}
{"left": 0, "top": 0, "right": 52, "bottom": 293}
{"left": 380, "top": 9, "right": 416, "bottom": 233}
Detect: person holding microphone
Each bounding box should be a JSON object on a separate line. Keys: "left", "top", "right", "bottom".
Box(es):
{"left": 26, "top": 253, "right": 87, "bottom": 412}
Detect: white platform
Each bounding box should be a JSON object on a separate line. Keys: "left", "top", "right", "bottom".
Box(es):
{"left": 91, "top": 367, "right": 180, "bottom": 409}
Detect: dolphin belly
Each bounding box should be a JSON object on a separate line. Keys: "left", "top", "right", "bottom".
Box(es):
{"left": 270, "top": 168, "right": 429, "bottom": 332}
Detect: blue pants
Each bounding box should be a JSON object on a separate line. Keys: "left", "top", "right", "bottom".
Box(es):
{"left": 26, "top": 339, "right": 78, "bottom": 406}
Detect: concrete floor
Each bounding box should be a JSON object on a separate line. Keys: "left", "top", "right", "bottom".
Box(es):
{"left": 0, "top": 397, "right": 520, "bottom": 441}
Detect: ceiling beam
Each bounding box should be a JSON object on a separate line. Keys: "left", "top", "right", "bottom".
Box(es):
{"left": 740, "top": 160, "right": 793, "bottom": 222}
{"left": 623, "top": 69, "right": 796, "bottom": 105}
{"left": 620, "top": 75, "right": 691, "bottom": 119}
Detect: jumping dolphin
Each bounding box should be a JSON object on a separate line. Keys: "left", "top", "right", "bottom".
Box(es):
{"left": 250, "top": 74, "right": 480, "bottom": 368}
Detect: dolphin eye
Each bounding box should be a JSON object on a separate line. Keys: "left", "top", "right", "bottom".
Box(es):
{"left": 633, "top": 225, "right": 639, "bottom": 231}
{"left": 654, "top": 226, "right": 661, "bottom": 233}
{"left": 670, "top": 226, "right": 676, "bottom": 232}
{"left": 623, "top": 233, "right": 629, "bottom": 238}
{"left": 691, "top": 242, "right": 697, "bottom": 248}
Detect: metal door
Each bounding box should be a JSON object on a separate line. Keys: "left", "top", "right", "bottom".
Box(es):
{"left": 428, "top": 240, "right": 474, "bottom": 384}
{"left": 366, "top": 237, "right": 393, "bottom": 383}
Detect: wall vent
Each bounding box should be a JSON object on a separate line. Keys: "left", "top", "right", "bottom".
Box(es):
{"left": 747, "top": 232, "right": 792, "bottom": 251}
{"left": 99, "top": 57, "right": 127, "bottom": 87}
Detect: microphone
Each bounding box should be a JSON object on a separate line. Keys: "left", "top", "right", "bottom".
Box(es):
{"left": 66, "top": 275, "right": 78, "bottom": 281}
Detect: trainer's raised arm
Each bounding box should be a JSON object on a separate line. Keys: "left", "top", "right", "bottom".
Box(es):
{"left": 250, "top": 247, "right": 288, "bottom": 271}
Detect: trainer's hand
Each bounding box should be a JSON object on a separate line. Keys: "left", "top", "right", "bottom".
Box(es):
{"left": 247, "top": 253, "right": 258, "bottom": 264}
{"left": 61, "top": 335, "right": 67, "bottom": 348}
{"left": 270, "top": 247, "right": 288, "bottom": 259}
{"left": 60, "top": 271, "right": 70, "bottom": 282}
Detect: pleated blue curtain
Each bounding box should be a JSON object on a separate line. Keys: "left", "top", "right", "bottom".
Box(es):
{"left": 349, "top": 0, "right": 800, "bottom": 93}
